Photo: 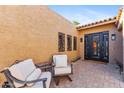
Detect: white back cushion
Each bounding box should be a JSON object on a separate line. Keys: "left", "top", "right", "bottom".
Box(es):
{"left": 9, "top": 59, "right": 36, "bottom": 87}
{"left": 53, "top": 55, "right": 67, "bottom": 67}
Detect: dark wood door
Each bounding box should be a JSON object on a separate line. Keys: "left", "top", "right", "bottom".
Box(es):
{"left": 84, "top": 31, "right": 109, "bottom": 62}
{"left": 84, "top": 34, "right": 92, "bottom": 59}
{"left": 100, "top": 32, "right": 109, "bottom": 62}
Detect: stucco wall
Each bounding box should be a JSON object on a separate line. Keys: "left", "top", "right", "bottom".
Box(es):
{"left": 114, "top": 28, "right": 123, "bottom": 64}
{"left": 122, "top": 22, "right": 124, "bottom": 77}
{"left": 121, "top": 10, "right": 124, "bottom": 69}
{"left": 78, "top": 23, "right": 121, "bottom": 64}
{"left": 0, "top": 6, "right": 79, "bottom": 83}
{"left": 116, "top": 7, "right": 123, "bottom": 68}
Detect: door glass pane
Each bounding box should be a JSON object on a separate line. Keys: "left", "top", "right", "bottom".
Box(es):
{"left": 93, "top": 40, "right": 97, "bottom": 55}
{"left": 98, "top": 43, "right": 100, "bottom": 56}
{"left": 105, "top": 39, "right": 108, "bottom": 56}
{"left": 93, "top": 35, "right": 99, "bottom": 56}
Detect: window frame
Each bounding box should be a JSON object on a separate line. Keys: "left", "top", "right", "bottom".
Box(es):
{"left": 67, "top": 35, "right": 72, "bottom": 51}
{"left": 58, "top": 32, "right": 65, "bottom": 52}
{"left": 73, "top": 36, "right": 77, "bottom": 50}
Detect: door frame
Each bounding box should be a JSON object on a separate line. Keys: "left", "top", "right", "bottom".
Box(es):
{"left": 100, "top": 31, "right": 109, "bottom": 62}
{"left": 84, "top": 31, "right": 109, "bottom": 62}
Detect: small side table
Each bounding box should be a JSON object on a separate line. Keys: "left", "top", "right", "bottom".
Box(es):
{"left": 35, "top": 61, "right": 53, "bottom": 72}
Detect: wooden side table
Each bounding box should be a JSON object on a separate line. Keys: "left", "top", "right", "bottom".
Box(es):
{"left": 35, "top": 62, "right": 53, "bottom": 72}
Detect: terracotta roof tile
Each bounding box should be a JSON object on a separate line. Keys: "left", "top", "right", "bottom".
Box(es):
{"left": 76, "top": 16, "right": 117, "bottom": 30}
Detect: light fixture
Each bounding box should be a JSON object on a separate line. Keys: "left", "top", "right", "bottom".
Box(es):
{"left": 80, "top": 38, "right": 83, "bottom": 42}
{"left": 111, "top": 34, "right": 116, "bottom": 40}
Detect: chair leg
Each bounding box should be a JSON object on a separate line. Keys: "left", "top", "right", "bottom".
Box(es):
{"left": 67, "top": 75, "right": 72, "bottom": 81}
{"left": 56, "top": 78, "right": 60, "bottom": 86}
{"left": 54, "top": 77, "right": 60, "bottom": 86}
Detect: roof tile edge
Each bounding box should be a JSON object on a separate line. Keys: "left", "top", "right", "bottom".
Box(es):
{"left": 77, "top": 16, "right": 117, "bottom": 31}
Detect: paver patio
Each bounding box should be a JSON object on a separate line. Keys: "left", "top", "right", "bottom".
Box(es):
{"left": 51, "top": 60, "right": 124, "bottom": 88}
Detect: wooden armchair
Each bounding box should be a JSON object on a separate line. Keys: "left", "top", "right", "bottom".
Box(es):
{"left": 52, "top": 55, "right": 73, "bottom": 85}
{"left": 0, "top": 59, "right": 52, "bottom": 88}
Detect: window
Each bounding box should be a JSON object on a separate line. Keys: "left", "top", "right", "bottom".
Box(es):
{"left": 67, "top": 35, "right": 72, "bottom": 51}
{"left": 58, "top": 32, "right": 65, "bottom": 52}
{"left": 73, "top": 36, "right": 77, "bottom": 50}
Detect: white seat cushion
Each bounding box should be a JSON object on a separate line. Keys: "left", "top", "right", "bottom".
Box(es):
{"left": 53, "top": 55, "right": 67, "bottom": 67}
{"left": 9, "top": 59, "right": 36, "bottom": 87}
{"left": 31, "top": 81, "right": 43, "bottom": 88}
{"left": 26, "top": 68, "right": 42, "bottom": 86}
{"left": 30, "top": 72, "right": 52, "bottom": 88}
{"left": 54, "top": 65, "right": 71, "bottom": 75}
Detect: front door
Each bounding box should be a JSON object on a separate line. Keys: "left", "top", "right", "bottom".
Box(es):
{"left": 100, "top": 32, "right": 109, "bottom": 62}
{"left": 92, "top": 33, "right": 100, "bottom": 60}
{"left": 84, "top": 31, "right": 109, "bottom": 62}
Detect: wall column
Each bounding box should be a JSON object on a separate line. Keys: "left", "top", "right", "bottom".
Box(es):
{"left": 121, "top": 13, "right": 124, "bottom": 81}
{"left": 122, "top": 28, "right": 124, "bottom": 81}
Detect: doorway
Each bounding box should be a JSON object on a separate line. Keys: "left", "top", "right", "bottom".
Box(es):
{"left": 84, "top": 31, "right": 109, "bottom": 62}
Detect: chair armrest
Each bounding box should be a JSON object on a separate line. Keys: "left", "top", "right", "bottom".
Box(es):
{"left": 3, "top": 69, "right": 47, "bottom": 88}
{"left": 52, "top": 63, "right": 55, "bottom": 67}
{"left": 0, "top": 67, "right": 10, "bottom": 73}
{"left": 26, "top": 78, "right": 47, "bottom": 88}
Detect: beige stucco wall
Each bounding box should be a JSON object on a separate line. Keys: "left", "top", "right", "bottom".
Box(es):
{"left": 122, "top": 20, "right": 124, "bottom": 76}
{"left": 116, "top": 7, "right": 123, "bottom": 68}
{"left": 0, "top": 6, "right": 79, "bottom": 83}
{"left": 114, "top": 29, "right": 123, "bottom": 64}
{"left": 78, "top": 23, "right": 121, "bottom": 64}
{"left": 121, "top": 9, "right": 124, "bottom": 68}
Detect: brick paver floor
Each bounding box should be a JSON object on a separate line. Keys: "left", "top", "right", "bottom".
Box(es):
{"left": 50, "top": 60, "right": 124, "bottom": 88}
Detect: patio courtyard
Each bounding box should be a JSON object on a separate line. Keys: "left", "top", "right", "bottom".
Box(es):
{"left": 51, "top": 60, "right": 124, "bottom": 88}
{"left": 0, "top": 6, "right": 123, "bottom": 88}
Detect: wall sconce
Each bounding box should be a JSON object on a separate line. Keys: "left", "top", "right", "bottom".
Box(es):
{"left": 111, "top": 34, "right": 116, "bottom": 40}
{"left": 80, "top": 38, "right": 83, "bottom": 42}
